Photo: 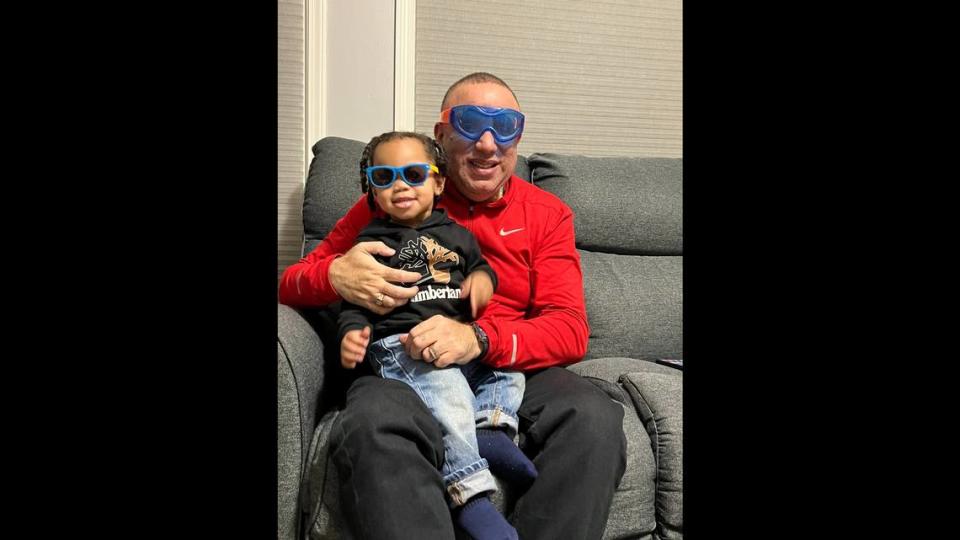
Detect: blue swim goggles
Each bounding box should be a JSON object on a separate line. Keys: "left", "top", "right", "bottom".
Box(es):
{"left": 439, "top": 105, "right": 525, "bottom": 144}
{"left": 364, "top": 162, "right": 439, "bottom": 189}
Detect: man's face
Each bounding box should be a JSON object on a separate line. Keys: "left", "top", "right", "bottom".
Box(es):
{"left": 434, "top": 82, "right": 520, "bottom": 203}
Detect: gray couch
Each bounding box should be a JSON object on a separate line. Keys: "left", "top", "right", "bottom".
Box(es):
{"left": 278, "top": 136, "right": 683, "bottom": 540}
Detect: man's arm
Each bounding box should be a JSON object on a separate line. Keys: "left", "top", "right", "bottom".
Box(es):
{"left": 278, "top": 196, "right": 421, "bottom": 313}
{"left": 278, "top": 196, "right": 370, "bottom": 307}
{"left": 477, "top": 206, "right": 589, "bottom": 371}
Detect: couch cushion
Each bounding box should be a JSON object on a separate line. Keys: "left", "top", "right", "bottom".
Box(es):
{"left": 620, "top": 370, "right": 683, "bottom": 540}
{"left": 604, "top": 404, "right": 657, "bottom": 539}
{"left": 567, "top": 356, "right": 679, "bottom": 381}
{"left": 278, "top": 344, "right": 304, "bottom": 540}
{"left": 528, "top": 153, "right": 682, "bottom": 255}
{"left": 302, "top": 137, "right": 532, "bottom": 256}
{"left": 570, "top": 363, "right": 658, "bottom": 539}
{"left": 579, "top": 250, "right": 682, "bottom": 361}
{"left": 566, "top": 358, "right": 684, "bottom": 539}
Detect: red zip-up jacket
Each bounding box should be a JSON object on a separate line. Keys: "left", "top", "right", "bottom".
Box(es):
{"left": 278, "top": 176, "right": 589, "bottom": 371}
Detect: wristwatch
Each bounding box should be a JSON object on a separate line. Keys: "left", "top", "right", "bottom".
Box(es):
{"left": 471, "top": 322, "right": 489, "bottom": 361}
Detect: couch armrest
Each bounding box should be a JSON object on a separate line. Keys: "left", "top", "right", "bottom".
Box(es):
{"left": 278, "top": 304, "right": 327, "bottom": 540}
{"left": 620, "top": 368, "right": 683, "bottom": 540}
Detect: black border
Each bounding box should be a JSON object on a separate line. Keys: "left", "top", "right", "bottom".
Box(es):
{"left": 681, "top": 4, "right": 911, "bottom": 534}
{"left": 70, "top": 4, "right": 281, "bottom": 535}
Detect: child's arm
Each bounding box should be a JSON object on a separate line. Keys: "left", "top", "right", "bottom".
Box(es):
{"left": 337, "top": 231, "right": 382, "bottom": 368}
{"left": 461, "top": 271, "right": 495, "bottom": 320}
{"left": 340, "top": 326, "right": 371, "bottom": 369}
{"left": 459, "top": 233, "right": 499, "bottom": 319}
{"left": 338, "top": 302, "right": 373, "bottom": 369}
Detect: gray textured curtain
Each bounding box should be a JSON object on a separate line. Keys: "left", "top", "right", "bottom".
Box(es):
{"left": 278, "top": 0, "right": 305, "bottom": 278}
{"left": 415, "top": 0, "right": 682, "bottom": 158}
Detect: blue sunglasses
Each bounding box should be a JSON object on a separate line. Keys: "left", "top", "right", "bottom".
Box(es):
{"left": 365, "top": 162, "right": 439, "bottom": 189}
{"left": 439, "top": 105, "right": 525, "bottom": 144}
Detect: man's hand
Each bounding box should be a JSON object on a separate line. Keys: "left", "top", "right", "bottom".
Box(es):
{"left": 329, "top": 241, "right": 422, "bottom": 315}
{"left": 460, "top": 270, "right": 494, "bottom": 319}
{"left": 340, "top": 327, "right": 371, "bottom": 369}
{"left": 399, "top": 315, "right": 482, "bottom": 368}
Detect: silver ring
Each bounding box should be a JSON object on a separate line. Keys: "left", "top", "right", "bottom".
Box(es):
{"left": 375, "top": 292, "right": 384, "bottom": 306}
{"left": 425, "top": 347, "right": 434, "bottom": 360}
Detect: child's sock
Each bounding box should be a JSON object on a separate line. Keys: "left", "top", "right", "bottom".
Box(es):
{"left": 476, "top": 428, "right": 538, "bottom": 487}
{"left": 455, "top": 496, "right": 518, "bottom": 540}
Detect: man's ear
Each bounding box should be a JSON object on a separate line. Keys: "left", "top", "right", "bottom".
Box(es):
{"left": 434, "top": 122, "right": 443, "bottom": 141}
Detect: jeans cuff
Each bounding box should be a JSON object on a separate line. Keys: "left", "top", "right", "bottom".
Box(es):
{"left": 475, "top": 406, "right": 520, "bottom": 438}
{"left": 444, "top": 459, "right": 497, "bottom": 507}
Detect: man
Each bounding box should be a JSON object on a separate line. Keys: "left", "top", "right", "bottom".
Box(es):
{"left": 279, "top": 72, "right": 626, "bottom": 539}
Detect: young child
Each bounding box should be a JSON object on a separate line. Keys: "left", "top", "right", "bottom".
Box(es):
{"left": 338, "top": 131, "right": 535, "bottom": 540}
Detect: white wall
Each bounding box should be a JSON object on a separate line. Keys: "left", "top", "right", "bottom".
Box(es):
{"left": 322, "top": 0, "right": 395, "bottom": 144}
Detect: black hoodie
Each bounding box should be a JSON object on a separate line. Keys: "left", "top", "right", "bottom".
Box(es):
{"left": 337, "top": 208, "right": 498, "bottom": 345}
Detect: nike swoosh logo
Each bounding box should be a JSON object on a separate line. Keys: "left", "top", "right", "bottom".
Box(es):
{"left": 499, "top": 227, "right": 525, "bottom": 236}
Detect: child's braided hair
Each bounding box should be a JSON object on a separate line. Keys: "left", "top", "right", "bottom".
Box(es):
{"left": 359, "top": 131, "right": 447, "bottom": 211}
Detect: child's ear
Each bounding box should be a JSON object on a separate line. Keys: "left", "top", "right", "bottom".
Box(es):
{"left": 434, "top": 175, "right": 445, "bottom": 195}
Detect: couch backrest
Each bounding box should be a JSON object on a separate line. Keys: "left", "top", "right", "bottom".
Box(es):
{"left": 301, "top": 137, "right": 682, "bottom": 362}
{"left": 528, "top": 153, "right": 682, "bottom": 256}
{"left": 526, "top": 153, "right": 682, "bottom": 361}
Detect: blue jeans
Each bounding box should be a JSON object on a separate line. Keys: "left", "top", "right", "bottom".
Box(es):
{"left": 366, "top": 333, "right": 526, "bottom": 506}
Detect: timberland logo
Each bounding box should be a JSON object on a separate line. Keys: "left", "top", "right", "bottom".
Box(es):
{"left": 410, "top": 286, "right": 462, "bottom": 303}
{"left": 398, "top": 236, "right": 460, "bottom": 284}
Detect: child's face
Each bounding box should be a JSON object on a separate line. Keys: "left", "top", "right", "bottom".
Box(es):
{"left": 371, "top": 138, "right": 445, "bottom": 227}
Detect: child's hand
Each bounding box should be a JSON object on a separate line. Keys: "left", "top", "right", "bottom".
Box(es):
{"left": 341, "top": 327, "right": 371, "bottom": 369}
{"left": 460, "top": 271, "right": 494, "bottom": 319}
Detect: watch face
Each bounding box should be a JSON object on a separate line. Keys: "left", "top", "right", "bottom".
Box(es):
{"left": 472, "top": 323, "right": 488, "bottom": 355}
{"left": 473, "top": 323, "right": 487, "bottom": 341}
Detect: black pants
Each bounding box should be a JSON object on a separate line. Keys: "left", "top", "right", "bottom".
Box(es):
{"left": 329, "top": 367, "right": 627, "bottom": 540}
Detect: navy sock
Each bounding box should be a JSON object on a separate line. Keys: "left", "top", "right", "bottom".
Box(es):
{"left": 455, "top": 496, "right": 518, "bottom": 540}
{"left": 476, "top": 428, "right": 538, "bottom": 487}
